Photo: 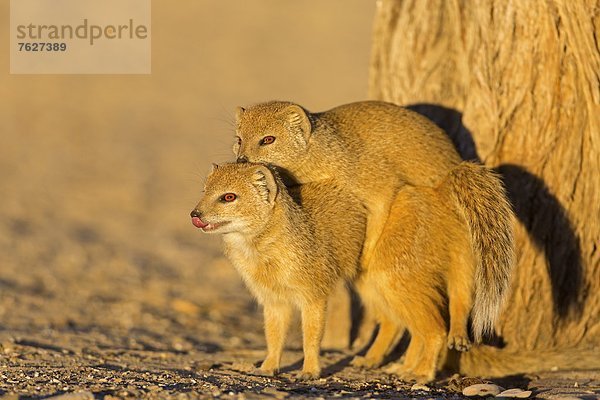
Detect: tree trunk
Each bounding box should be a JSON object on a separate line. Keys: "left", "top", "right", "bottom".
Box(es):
{"left": 370, "top": 0, "right": 599, "bottom": 359}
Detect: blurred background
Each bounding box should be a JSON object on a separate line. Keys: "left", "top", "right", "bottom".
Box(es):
{"left": 0, "top": 1, "right": 373, "bottom": 346}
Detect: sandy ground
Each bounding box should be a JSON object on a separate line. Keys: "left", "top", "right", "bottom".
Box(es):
{"left": 0, "top": 1, "right": 599, "bottom": 399}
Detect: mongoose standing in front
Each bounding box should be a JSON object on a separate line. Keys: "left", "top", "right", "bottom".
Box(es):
{"left": 190, "top": 162, "right": 365, "bottom": 379}
{"left": 234, "top": 101, "right": 515, "bottom": 344}
{"left": 191, "top": 162, "right": 498, "bottom": 383}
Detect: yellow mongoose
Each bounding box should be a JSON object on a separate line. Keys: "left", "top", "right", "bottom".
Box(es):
{"left": 192, "top": 161, "right": 499, "bottom": 382}
{"left": 234, "top": 101, "right": 515, "bottom": 343}
{"left": 190, "top": 162, "right": 365, "bottom": 379}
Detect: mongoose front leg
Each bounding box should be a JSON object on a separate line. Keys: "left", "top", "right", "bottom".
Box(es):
{"left": 259, "top": 302, "right": 292, "bottom": 376}
{"left": 298, "top": 299, "right": 327, "bottom": 380}
{"left": 352, "top": 316, "right": 398, "bottom": 368}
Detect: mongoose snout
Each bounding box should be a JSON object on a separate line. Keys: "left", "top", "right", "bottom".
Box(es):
{"left": 190, "top": 209, "right": 208, "bottom": 229}
{"left": 190, "top": 209, "right": 224, "bottom": 232}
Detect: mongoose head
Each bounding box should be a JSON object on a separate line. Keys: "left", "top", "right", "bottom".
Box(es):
{"left": 234, "top": 101, "right": 311, "bottom": 175}
{"left": 190, "top": 162, "right": 279, "bottom": 235}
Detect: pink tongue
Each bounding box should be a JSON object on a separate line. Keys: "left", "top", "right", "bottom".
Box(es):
{"left": 191, "top": 216, "right": 208, "bottom": 229}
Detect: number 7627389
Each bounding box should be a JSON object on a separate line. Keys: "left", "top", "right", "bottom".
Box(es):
{"left": 18, "top": 42, "right": 67, "bottom": 52}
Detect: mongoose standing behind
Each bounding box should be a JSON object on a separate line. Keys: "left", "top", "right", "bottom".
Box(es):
{"left": 353, "top": 183, "right": 478, "bottom": 383}
{"left": 234, "top": 101, "right": 515, "bottom": 342}
{"left": 190, "top": 162, "right": 365, "bottom": 379}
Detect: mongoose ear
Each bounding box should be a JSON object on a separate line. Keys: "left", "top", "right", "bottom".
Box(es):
{"left": 285, "top": 104, "right": 311, "bottom": 142}
{"left": 235, "top": 106, "right": 245, "bottom": 121}
{"left": 210, "top": 163, "right": 219, "bottom": 173}
{"left": 252, "top": 165, "right": 278, "bottom": 205}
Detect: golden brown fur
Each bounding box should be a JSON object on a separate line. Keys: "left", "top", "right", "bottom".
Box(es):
{"left": 235, "top": 101, "right": 515, "bottom": 344}
{"left": 231, "top": 101, "right": 520, "bottom": 382}
{"left": 191, "top": 162, "right": 364, "bottom": 379}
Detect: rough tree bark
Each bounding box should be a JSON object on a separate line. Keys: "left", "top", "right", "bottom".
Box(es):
{"left": 370, "top": 0, "right": 599, "bottom": 369}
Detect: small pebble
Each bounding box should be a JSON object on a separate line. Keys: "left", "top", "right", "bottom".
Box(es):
{"left": 411, "top": 383, "right": 430, "bottom": 392}
{"left": 463, "top": 383, "right": 504, "bottom": 397}
{"left": 496, "top": 388, "right": 532, "bottom": 398}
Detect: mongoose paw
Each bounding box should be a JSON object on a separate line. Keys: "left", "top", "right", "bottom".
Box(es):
{"left": 256, "top": 359, "right": 278, "bottom": 376}
{"left": 401, "top": 371, "right": 434, "bottom": 384}
{"left": 383, "top": 362, "right": 409, "bottom": 376}
{"left": 447, "top": 335, "right": 471, "bottom": 352}
{"left": 351, "top": 355, "right": 382, "bottom": 369}
{"left": 254, "top": 367, "right": 276, "bottom": 377}
{"left": 386, "top": 364, "right": 434, "bottom": 384}
{"left": 296, "top": 369, "right": 320, "bottom": 381}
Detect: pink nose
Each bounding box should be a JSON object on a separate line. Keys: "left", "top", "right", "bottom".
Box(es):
{"left": 191, "top": 216, "right": 209, "bottom": 229}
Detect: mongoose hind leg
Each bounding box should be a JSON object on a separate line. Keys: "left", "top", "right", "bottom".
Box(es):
{"left": 447, "top": 248, "right": 475, "bottom": 352}
{"left": 360, "top": 200, "right": 392, "bottom": 268}
{"left": 384, "top": 321, "right": 427, "bottom": 378}
{"left": 351, "top": 278, "right": 379, "bottom": 351}
{"left": 297, "top": 299, "right": 327, "bottom": 380}
{"left": 352, "top": 315, "right": 399, "bottom": 368}
{"left": 259, "top": 302, "right": 293, "bottom": 376}
{"left": 351, "top": 306, "right": 378, "bottom": 351}
{"left": 383, "top": 333, "right": 422, "bottom": 378}
{"left": 385, "top": 300, "right": 446, "bottom": 383}
{"left": 408, "top": 331, "right": 445, "bottom": 383}
{"left": 385, "top": 329, "right": 445, "bottom": 383}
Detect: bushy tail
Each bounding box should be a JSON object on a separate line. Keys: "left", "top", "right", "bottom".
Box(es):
{"left": 459, "top": 345, "right": 600, "bottom": 377}
{"left": 440, "top": 161, "right": 515, "bottom": 342}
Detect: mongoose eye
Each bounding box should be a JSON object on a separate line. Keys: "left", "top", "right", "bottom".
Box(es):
{"left": 221, "top": 193, "right": 237, "bottom": 202}
{"left": 260, "top": 136, "right": 276, "bottom": 145}
{"left": 236, "top": 137, "right": 242, "bottom": 146}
